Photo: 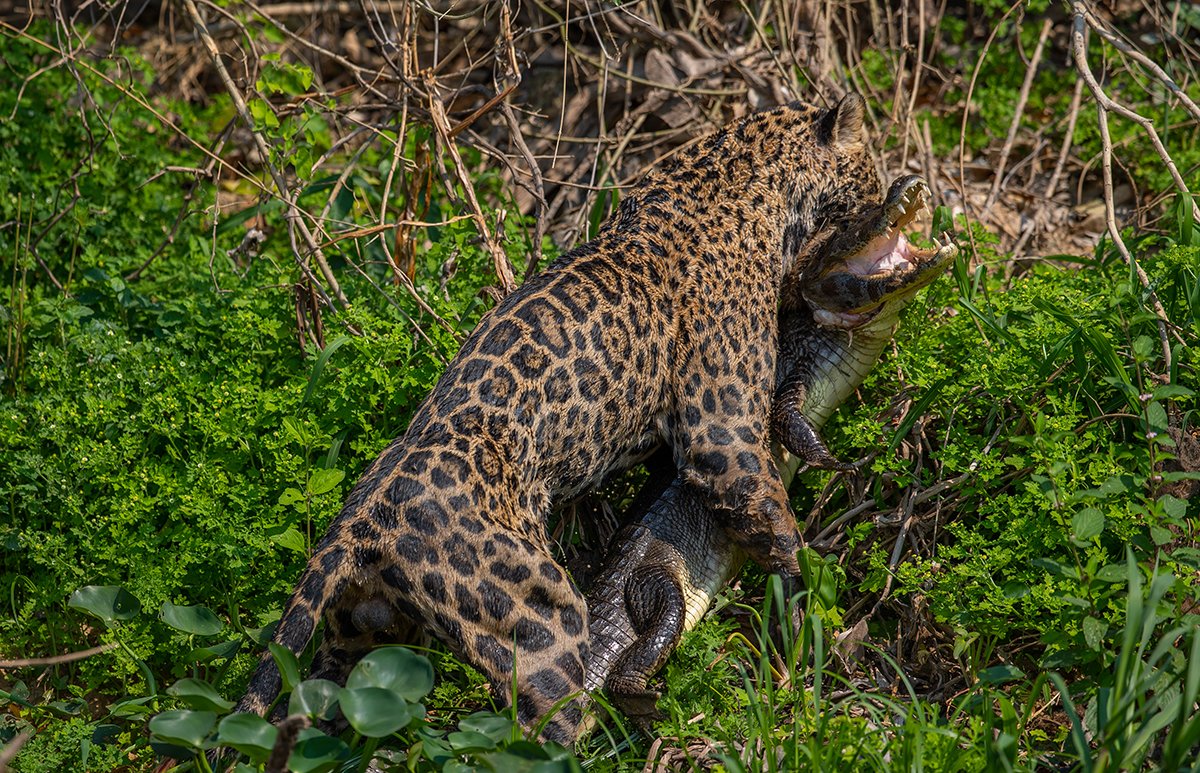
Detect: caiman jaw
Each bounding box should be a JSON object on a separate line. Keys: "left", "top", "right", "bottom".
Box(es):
{"left": 804, "top": 174, "right": 956, "bottom": 329}
{"left": 841, "top": 176, "right": 943, "bottom": 279}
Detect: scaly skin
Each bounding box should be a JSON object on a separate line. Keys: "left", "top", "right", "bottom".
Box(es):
{"left": 584, "top": 176, "right": 956, "bottom": 723}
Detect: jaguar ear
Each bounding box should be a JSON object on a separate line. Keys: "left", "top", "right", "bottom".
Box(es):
{"left": 819, "top": 93, "right": 866, "bottom": 148}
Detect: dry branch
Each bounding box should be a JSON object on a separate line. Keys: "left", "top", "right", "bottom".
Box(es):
{"left": 182, "top": 0, "right": 350, "bottom": 321}
{"left": 1069, "top": 4, "right": 1189, "bottom": 369}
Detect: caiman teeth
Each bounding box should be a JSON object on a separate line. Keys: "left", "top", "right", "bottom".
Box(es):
{"left": 890, "top": 186, "right": 930, "bottom": 231}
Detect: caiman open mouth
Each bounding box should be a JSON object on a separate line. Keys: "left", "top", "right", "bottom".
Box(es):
{"left": 802, "top": 174, "right": 957, "bottom": 330}
{"left": 840, "top": 176, "right": 946, "bottom": 278}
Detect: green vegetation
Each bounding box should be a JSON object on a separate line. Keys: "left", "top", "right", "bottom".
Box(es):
{"left": 3, "top": 4, "right": 1199, "bottom": 772}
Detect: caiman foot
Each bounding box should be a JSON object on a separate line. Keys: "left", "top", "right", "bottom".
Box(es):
{"left": 607, "top": 676, "right": 666, "bottom": 727}
{"left": 773, "top": 401, "right": 854, "bottom": 472}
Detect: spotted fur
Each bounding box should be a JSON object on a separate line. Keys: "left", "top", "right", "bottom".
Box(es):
{"left": 236, "top": 95, "right": 883, "bottom": 743}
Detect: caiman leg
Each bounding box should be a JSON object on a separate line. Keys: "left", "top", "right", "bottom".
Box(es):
{"left": 772, "top": 381, "right": 854, "bottom": 473}
{"left": 605, "top": 552, "right": 687, "bottom": 720}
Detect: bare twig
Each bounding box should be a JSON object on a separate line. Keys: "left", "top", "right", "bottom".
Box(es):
{"left": 0, "top": 642, "right": 117, "bottom": 669}
{"left": 1070, "top": 8, "right": 1185, "bottom": 369}
{"left": 985, "top": 17, "right": 1052, "bottom": 210}
{"left": 1070, "top": 4, "right": 1196, "bottom": 211}
{"left": 180, "top": 0, "right": 351, "bottom": 323}
{"left": 427, "top": 90, "right": 517, "bottom": 295}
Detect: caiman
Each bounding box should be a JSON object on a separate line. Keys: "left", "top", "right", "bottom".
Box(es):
{"left": 583, "top": 174, "right": 957, "bottom": 722}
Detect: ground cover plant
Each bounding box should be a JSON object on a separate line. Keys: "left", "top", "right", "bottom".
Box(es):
{"left": 2, "top": 1, "right": 1199, "bottom": 771}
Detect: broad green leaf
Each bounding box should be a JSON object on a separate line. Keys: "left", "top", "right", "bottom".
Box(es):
{"left": 448, "top": 730, "right": 497, "bottom": 752}
{"left": 288, "top": 730, "right": 350, "bottom": 773}
{"left": 1160, "top": 495, "right": 1188, "bottom": 520}
{"left": 278, "top": 487, "right": 305, "bottom": 507}
{"left": 1151, "top": 525, "right": 1174, "bottom": 546}
{"left": 68, "top": 585, "right": 141, "bottom": 623}
{"left": 1032, "top": 557, "right": 1078, "bottom": 580}
{"left": 337, "top": 687, "right": 412, "bottom": 738}
{"left": 1152, "top": 384, "right": 1195, "bottom": 402}
{"left": 269, "top": 642, "right": 302, "bottom": 693}
{"left": 1072, "top": 508, "right": 1105, "bottom": 541}
{"left": 186, "top": 638, "right": 241, "bottom": 664}
{"left": 269, "top": 526, "right": 307, "bottom": 553}
{"left": 168, "top": 678, "right": 234, "bottom": 712}
{"left": 289, "top": 679, "right": 341, "bottom": 720}
{"left": 1082, "top": 616, "right": 1108, "bottom": 650}
{"left": 248, "top": 98, "right": 279, "bottom": 129}
{"left": 1133, "top": 335, "right": 1156, "bottom": 360}
{"left": 458, "top": 712, "right": 515, "bottom": 742}
{"left": 161, "top": 602, "right": 224, "bottom": 636}
{"left": 345, "top": 647, "right": 434, "bottom": 701}
{"left": 476, "top": 741, "right": 582, "bottom": 771}
{"left": 1146, "top": 401, "right": 1169, "bottom": 431}
{"left": 976, "top": 664, "right": 1025, "bottom": 685}
{"left": 307, "top": 468, "right": 345, "bottom": 496}
{"left": 148, "top": 709, "right": 217, "bottom": 750}
{"left": 1094, "top": 564, "right": 1128, "bottom": 583}
{"left": 1002, "top": 582, "right": 1029, "bottom": 599}
{"left": 217, "top": 713, "right": 278, "bottom": 762}
{"left": 257, "top": 60, "right": 314, "bottom": 96}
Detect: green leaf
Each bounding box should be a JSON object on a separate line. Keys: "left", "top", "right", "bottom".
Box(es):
{"left": 288, "top": 730, "right": 350, "bottom": 773}
{"left": 1160, "top": 495, "right": 1188, "bottom": 520}
{"left": 281, "top": 416, "right": 309, "bottom": 447}
{"left": 1072, "top": 508, "right": 1105, "bottom": 541}
{"left": 932, "top": 204, "right": 954, "bottom": 237}
{"left": 257, "top": 59, "right": 314, "bottom": 97}
{"left": 1133, "top": 335, "right": 1156, "bottom": 360}
{"left": 1173, "top": 192, "right": 1196, "bottom": 246}
{"left": 278, "top": 487, "right": 305, "bottom": 507}
{"left": 269, "top": 643, "right": 302, "bottom": 693}
{"left": 248, "top": 98, "right": 279, "bottom": 130}
{"left": 448, "top": 730, "right": 497, "bottom": 752}
{"left": 1082, "top": 616, "right": 1108, "bottom": 650}
{"left": 168, "top": 678, "right": 235, "bottom": 712}
{"left": 1032, "top": 557, "right": 1079, "bottom": 580}
{"left": 1146, "top": 401, "right": 1169, "bottom": 432}
{"left": 302, "top": 335, "right": 350, "bottom": 404}
{"left": 337, "top": 687, "right": 413, "bottom": 738}
{"left": 977, "top": 664, "right": 1025, "bottom": 685}
{"left": 269, "top": 526, "right": 307, "bottom": 554}
{"left": 458, "top": 712, "right": 515, "bottom": 742}
{"left": 288, "top": 679, "right": 341, "bottom": 721}
{"left": 307, "top": 468, "right": 345, "bottom": 496}
{"left": 1094, "top": 564, "right": 1128, "bottom": 583}
{"left": 186, "top": 638, "right": 241, "bottom": 664}
{"left": 1151, "top": 525, "right": 1174, "bottom": 546}
{"left": 1152, "top": 384, "right": 1195, "bottom": 402}
{"left": 217, "top": 713, "right": 278, "bottom": 762}
{"left": 161, "top": 602, "right": 224, "bottom": 636}
{"left": 345, "top": 647, "right": 434, "bottom": 701}
{"left": 1001, "top": 582, "right": 1029, "bottom": 600}
{"left": 68, "top": 585, "right": 141, "bottom": 624}
{"left": 148, "top": 710, "right": 217, "bottom": 750}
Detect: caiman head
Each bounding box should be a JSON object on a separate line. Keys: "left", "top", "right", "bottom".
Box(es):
{"left": 797, "top": 174, "right": 957, "bottom": 329}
